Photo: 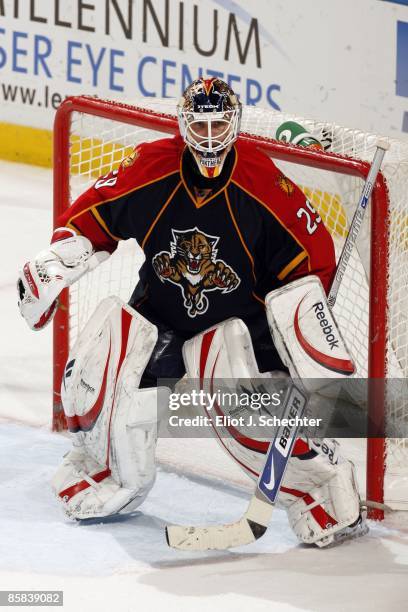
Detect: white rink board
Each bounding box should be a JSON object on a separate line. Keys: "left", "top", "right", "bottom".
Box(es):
{"left": 0, "top": 0, "right": 407, "bottom": 140}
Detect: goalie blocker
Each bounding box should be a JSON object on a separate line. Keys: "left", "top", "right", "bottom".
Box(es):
{"left": 266, "top": 275, "right": 356, "bottom": 387}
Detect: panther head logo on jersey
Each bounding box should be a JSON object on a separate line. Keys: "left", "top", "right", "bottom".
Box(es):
{"left": 152, "top": 227, "right": 240, "bottom": 317}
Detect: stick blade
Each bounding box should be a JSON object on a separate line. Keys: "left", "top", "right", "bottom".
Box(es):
{"left": 166, "top": 492, "right": 274, "bottom": 551}
{"left": 166, "top": 518, "right": 259, "bottom": 551}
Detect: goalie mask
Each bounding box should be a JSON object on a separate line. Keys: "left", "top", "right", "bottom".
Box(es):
{"left": 177, "top": 78, "right": 242, "bottom": 178}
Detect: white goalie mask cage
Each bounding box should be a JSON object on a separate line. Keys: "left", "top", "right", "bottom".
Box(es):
{"left": 177, "top": 77, "right": 242, "bottom": 170}
{"left": 178, "top": 109, "right": 242, "bottom": 157}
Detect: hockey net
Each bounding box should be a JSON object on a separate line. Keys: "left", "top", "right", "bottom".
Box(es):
{"left": 53, "top": 96, "right": 408, "bottom": 519}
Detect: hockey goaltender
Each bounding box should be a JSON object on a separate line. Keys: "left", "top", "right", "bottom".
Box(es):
{"left": 17, "top": 78, "right": 367, "bottom": 549}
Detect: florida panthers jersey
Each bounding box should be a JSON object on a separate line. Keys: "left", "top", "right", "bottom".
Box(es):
{"left": 58, "top": 135, "right": 336, "bottom": 357}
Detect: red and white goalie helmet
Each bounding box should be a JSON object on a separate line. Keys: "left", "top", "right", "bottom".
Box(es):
{"left": 177, "top": 77, "right": 242, "bottom": 178}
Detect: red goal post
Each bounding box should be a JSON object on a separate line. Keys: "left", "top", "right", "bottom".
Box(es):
{"left": 53, "top": 95, "right": 400, "bottom": 520}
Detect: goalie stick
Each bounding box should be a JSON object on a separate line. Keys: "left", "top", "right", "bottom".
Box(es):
{"left": 165, "top": 140, "right": 389, "bottom": 551}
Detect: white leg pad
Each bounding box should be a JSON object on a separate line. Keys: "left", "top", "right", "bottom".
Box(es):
{"left": 52, "top": 296, "right": 170, "bottom": 519}
{"left": 182, "top": 318, "right": 287, "bottom": 480}
{"left": 183, "top": 317, "right": 268, "bottom": 380}
{"left": 182, "top": 319, "right": 362, "bottom": 548}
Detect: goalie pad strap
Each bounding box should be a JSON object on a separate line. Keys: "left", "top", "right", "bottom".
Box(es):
{"left": 281, "top": 485, "right": 337, "bottom": 529}
{"left": 59, "top": 467, "right": 111, "bottom": 502}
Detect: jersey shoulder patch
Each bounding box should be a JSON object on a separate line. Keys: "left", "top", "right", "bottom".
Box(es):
{"left": 232, "top": 138, "right": 299, "bottom": 211}
{"left": 120, "top": 135, "right": 182, "bottom": 181}
{"left": 93, "top": 135, "right": 183, "bottom": 199}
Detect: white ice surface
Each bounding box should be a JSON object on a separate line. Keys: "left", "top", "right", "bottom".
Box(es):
{"left": 1, "top": 160, "right": 408, "bottom": 612}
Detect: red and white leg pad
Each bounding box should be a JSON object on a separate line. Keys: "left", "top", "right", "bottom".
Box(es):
{"left": 181, "top": 318, "right": 285, "bottom": 479}
{"left": 183, "top": 317, "right": 265, "bottom": 380}
{"left": 280, "top": 439, "right": 363, "bottom": 547}
{"left": 182, "top": 320, "right": 363, "bottom": 547}
{"left": 52, "top": 296, "right": 169, "bottom": 520}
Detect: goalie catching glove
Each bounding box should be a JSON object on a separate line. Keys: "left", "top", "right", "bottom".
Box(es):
{"left": 17, "top": 228, "right": 109, "bottom": 330}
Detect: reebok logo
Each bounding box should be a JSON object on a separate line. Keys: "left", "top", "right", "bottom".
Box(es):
{"left": 312, "top": 302, "right": 339, "bottom": 350}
